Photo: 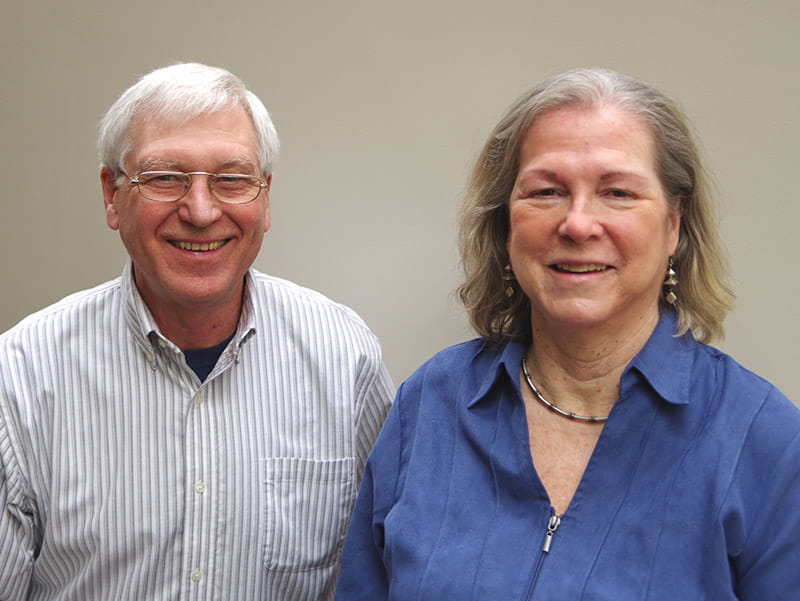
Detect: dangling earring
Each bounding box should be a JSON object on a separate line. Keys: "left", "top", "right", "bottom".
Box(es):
{"left": 663, "top": 257, "right": 678, "bottom": 304}
{"left": 502, "top": 264, "right": 515, "bottom": 298}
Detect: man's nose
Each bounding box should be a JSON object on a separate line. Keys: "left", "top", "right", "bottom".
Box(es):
{"left": 177, "top": 175, "right": 223, "bottom": 227}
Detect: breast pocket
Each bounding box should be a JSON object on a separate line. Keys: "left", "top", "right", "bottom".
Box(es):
{"left": 263, "top": 457, "right": 356, "bottom": 573}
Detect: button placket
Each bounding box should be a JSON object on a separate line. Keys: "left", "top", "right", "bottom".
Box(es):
{"left": 181, "top": 383, "right": 218, "bottom": 595}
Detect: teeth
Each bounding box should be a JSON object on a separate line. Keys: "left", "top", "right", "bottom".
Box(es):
{"left": 554, "top": 264, "right": 608, "bottom": 273}
{"left": 173, "top": 240, "right": 227, "bottom": 251}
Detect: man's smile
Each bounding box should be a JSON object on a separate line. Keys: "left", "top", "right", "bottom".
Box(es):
{"left": 169, "top": 239, "right": 230, "bottom": 251}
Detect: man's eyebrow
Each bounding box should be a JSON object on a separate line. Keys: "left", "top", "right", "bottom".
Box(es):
{"left": 217, "top": 158, "right": 258, "bottom": 172}
{"left": 136, "top": 157, "right": 259, "bottom": 173}
{"left": 139, "top": 158, "right": 180, "bottom": 171}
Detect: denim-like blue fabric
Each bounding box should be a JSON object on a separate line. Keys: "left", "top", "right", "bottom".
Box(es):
{"left": 335, "top": 312, "right": 800, "bottom": 600}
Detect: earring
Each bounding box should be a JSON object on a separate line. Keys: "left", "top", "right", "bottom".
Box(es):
{"left": 502, "top": 264, "right": 515, "bottom": 298}
{"left": 663, "top": 257, "right": 678, "bottom": 304}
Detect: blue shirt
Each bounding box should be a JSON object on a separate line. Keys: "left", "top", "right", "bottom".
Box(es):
{"left": 335, "top": 313, "right": 800, "bottom": 600}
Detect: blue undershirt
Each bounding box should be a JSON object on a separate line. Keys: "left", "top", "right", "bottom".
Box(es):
{"left": 182, "top": 334, "right": 234, "bottom": 381}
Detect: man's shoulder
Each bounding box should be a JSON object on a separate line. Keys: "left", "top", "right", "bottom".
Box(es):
{"left": 247, "top": 269, "right": 371, "bottom": 331}
{"left": 1, "top": 278, "right": 123, "bottom": 343}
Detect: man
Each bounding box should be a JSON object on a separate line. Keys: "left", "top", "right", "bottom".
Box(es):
{"left": 0, "top": 63, "right": 394, "bottom": 601}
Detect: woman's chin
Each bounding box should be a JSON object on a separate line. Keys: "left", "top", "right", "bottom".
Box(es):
{"left": 533, "top": 301, "right": 658, "bottom": 335}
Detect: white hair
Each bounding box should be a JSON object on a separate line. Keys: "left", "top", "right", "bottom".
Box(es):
{"left": 98, "top": 62, "right": 279, "bottom": 176}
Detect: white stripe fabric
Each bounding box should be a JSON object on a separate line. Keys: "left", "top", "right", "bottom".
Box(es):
{"left": 0, "top": 262, "right": 394, "bottom": 601}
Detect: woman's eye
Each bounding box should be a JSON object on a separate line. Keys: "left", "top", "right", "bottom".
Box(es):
{"left": 529, "top": 188, "right": 562, "bottom": 198}
{"left": 606, "top": 189, "right": 634, "bottom": 199}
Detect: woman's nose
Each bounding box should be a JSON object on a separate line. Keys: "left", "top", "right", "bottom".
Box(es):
{"left": 557, "top": 196, "right": 604, "bottom": 243}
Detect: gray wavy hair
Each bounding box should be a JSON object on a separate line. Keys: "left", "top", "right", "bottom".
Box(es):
{"left": 458, "top": 68, "right": 734, "bottom": 344}
{"left": 98, "top": 62, "right": 279, "bottom": 177}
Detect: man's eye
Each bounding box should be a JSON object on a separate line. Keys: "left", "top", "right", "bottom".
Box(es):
{"left": 142, "top": 173, "right": 182, "bottom": 184}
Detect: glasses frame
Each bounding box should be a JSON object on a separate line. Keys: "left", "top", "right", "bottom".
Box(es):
{"left": 124, "top": 170, "right": 268, "bottom": 205}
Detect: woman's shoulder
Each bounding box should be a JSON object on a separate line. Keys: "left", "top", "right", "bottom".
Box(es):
{"left": 692, "top": 343, "right": 800, "bottom": 451}
{"left": 402, "top": 338, "right": 502, "bottom": 387}
{"left": 392, "top": 338, "right": 513, "bottom": 418}
{"left": 697, "top": 343, "right": 794, "bottom": 407}
{"left": 420, "top": 338, "right": 489, "bottom": 367}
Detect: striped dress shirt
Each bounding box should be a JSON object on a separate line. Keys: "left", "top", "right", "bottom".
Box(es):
{"left": 0, "top": 262, "right": 394, "bottom": 601}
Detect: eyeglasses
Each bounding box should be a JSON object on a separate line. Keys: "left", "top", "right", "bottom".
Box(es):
{"left": 125, "top": 170, "right": 268, "bottom": 204}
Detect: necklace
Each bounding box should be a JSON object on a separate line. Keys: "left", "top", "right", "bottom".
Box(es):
{"left": 521, "top": 354, "right": 608, "bottom": 423}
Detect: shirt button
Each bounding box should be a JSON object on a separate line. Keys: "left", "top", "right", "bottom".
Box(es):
{"left": 158, "top": 339, "right": 167, "bottom": 348}
{"left": 194, "top": 392, "right": 204, "bottom": 405}
{"left": 190, "top": 570, "right": 203, "bottom": 582}
{"left": 194, "top": 481, "right": 207, "bottom": 494}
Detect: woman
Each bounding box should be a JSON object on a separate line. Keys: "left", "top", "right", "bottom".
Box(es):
{"left": 334, "top": 69, "right": 800, "bottom": 600}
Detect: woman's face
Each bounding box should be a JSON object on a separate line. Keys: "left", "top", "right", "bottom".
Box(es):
{"left": 507, "top": 103, "right": 680, "bottom": 337}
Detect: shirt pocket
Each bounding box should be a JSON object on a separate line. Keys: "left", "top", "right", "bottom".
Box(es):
{"left": 263, "top": 457, "right": 356, "bottom": 572}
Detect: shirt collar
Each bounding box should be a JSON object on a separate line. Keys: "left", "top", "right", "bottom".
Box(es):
{"left": 466, "top": 311, "right": 693, "bottom": 409}
{"left": 624, "top": 310, "right": 693, "bottom": 406}
{"left": 466, "top": 339, "right": 525, "bottom": 408}
{"left": 121, "top": 261, "right": 258, "bottom": 355}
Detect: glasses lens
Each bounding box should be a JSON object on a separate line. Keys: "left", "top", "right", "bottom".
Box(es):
{"left": 211, "top": 175, "right": 263, "bottom": 204}
{"left": 137, "top": 172, "right": 189, "bottom": 202}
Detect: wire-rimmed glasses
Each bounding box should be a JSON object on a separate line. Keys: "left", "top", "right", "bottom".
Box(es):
{"left": 125, "top": 170, "right": 267, "bottom": 204}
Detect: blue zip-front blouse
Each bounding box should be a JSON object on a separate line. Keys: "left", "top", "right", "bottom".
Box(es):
{"left": 335, "top": 313, "right": 800, "bottom": 600}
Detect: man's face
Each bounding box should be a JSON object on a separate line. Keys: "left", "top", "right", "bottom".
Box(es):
{"left": 102, "top": 106, "right": 270, "bottom": 318}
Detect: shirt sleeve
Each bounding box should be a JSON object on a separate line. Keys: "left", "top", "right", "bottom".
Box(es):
{"left": 728, "top": 388, "right": 800, "bottom": 599}
{"left": 335, "top": 382, "right": 404, "bottom": 601}
{"left": 352, "top": 345, "right": 395, "bottom": 488}
{"left": 0, "top": 393, "right": 37, "bottom": 601}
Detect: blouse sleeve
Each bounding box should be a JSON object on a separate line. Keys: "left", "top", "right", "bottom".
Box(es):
{"left": 335, "top": 382, "right": 407, "bottom": 601}
{"left": 728, "top": 388, "right": 800, "bottom": 599}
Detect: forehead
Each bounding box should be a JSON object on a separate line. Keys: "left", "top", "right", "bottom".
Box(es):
{"left": 528, "top": 103, "right": 652, "bottom": 142}
{"left": 518, "top": 104, "right": 657, "bottom": 167}
{"left": 127, "top": 105, "right": 259, "bottom": 169}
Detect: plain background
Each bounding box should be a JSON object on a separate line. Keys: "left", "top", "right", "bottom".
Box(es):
{"left": 1, "top": 0, "right": 798, "bottom": 403}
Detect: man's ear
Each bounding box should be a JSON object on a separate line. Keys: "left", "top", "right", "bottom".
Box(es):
{"left": 262, "top": 174, "right": 272, "bottom": 233}
{"left": 101, "top": 166, "right": 121, "bottom": 231}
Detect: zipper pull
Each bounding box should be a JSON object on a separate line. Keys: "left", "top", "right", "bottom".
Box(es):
{"left": 542, "top": 514, "right": 561, "bottom": 553}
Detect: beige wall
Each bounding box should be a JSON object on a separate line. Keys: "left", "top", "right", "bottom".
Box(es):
{"left": 1, "top": 0, "right": 798, "bottom": 402}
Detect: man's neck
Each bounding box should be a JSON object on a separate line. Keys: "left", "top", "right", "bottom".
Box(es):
{"left": 158, "top": 315, "right": 240, "bottom": 350}
{"left": 136, "top": 282, "right": 246, "bottom": 350}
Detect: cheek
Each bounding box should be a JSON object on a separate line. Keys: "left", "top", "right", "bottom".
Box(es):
{"left": 667, "top": 213, "right": 681, "bottom": 254}
{"left": 117, "top": 206, "right": 168, "bottom": 248}
{"left": 262, "top": 208, "right": 271, "bottom": 233}
{"left": 508, "top": 211, "right": 548, "bottom": 256}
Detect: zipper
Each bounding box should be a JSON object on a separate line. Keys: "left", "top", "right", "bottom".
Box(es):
{"left": 542, "top": 513, "right": 561, "bottom": 553}
{"left": 522, "top": 511, "right": 562, "bottom": 600}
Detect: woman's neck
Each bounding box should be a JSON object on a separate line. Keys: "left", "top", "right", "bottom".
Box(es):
{"left": 526, "top": 311, "right": 660, "bottom": 415}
